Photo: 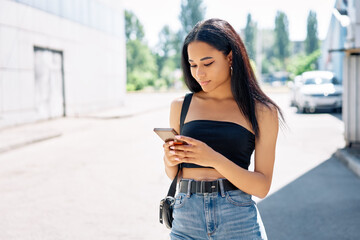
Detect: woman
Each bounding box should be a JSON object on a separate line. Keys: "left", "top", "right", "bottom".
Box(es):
{"left": 162, "top": 18, "right": 285, "bottom": 240}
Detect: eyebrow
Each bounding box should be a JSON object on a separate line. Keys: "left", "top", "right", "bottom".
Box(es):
{"left": 188, "top": 56, "right": 213, "bottom": 62}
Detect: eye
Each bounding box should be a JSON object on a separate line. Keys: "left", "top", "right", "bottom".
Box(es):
{"left": 190, "top": 65, "right": 197, "bottom": 68}
{"left": 204, "top": 61, "right": 214, "bottom": 66}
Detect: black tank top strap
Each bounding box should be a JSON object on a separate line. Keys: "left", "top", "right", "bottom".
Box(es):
{"left": 180, "top": 92, "right": 194, "bottom": 133}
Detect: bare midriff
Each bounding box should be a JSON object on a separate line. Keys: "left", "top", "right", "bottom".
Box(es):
{"left": 181, "top": 167, "right": 225, "bottom": 181}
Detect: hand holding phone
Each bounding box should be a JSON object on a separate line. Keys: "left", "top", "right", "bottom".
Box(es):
{"left": 153, "top": 128, "right": 187, "bottom": 145}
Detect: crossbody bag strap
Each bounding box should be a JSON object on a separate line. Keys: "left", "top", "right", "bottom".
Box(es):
{"left": 179, "top": 92, "right": 194, "bottom": 132}
{"left": 167, "top": 166, "right": 181, "bottom": 197}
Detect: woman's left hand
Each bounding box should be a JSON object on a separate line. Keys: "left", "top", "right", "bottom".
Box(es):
{"left": 168, "top": 135, "right": 221, "bottom": 168}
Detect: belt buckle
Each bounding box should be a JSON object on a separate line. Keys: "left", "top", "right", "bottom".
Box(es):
{"left": 200, "top": 180, "right": 205, "bottom": 194}
{"left": 195, "top": 181, "right": 205, "bottom": 194}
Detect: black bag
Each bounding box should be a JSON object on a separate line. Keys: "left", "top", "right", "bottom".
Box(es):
{"left": 159, "top": 168, "right": 180, "bottom": 229}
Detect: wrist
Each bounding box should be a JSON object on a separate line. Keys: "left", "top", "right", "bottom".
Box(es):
{"left": 164, "top": 156, "right": 179, "bottom": 169}
{"left": 210, "top": 152, "right": 226, "bottom": 169}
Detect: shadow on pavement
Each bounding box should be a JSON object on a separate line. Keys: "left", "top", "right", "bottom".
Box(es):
{"left": 330, "top": 112, "right": 343, "bottom": 121}
{"left": 258, "top": 155, "right": 360, "bottom": 240}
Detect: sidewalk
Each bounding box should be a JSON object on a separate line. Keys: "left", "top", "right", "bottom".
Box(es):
{"left": 335, "top": 146, "right": 360, "bottom": 178}
{"left": 0, "top": 91, "right": 185, "bottom": 154}
{"left": 258, "top": 155, "right": 360, "bottom": 240}
{"left": 1, "top": 90, "right": 359, "bottom": 179}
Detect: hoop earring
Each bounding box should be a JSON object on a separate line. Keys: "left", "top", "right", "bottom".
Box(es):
{"left": 230, "top": 66, "right": 233, "bottom": 76}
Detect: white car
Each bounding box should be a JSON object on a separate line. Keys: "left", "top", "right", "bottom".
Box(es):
{"left": 290, "top": 75, "right": 303, "bottom": 107}
{"left": 293, "top": 71, "right": 342, "bottom": 113}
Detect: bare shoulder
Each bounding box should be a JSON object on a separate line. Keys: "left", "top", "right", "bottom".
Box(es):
{"left": 255, "top": 101, "right": 279, "bottom": 134}
{"left": 170, "top": 96, "right": 185, "bottom": 111}
{"left": 255, "top": 101, "right": 278, "bottom": 120}
{"left": 169, "top": 96, "right": 185, "bottom": 133}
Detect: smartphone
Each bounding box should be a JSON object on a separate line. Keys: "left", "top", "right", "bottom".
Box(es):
{"left": 153, "top": 128, "right": 187, "bottom": 145}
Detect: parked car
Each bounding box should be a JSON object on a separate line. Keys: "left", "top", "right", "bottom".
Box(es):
{"left": 292, "top": 71, "right": 342, "bottom": 113}
{"left": 290, "top": 75, "right": 303, "bottom": 107}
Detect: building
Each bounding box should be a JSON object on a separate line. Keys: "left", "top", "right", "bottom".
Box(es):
{"left": 319, "top": 0, "right": 348, "bottom": 83}
{"left": 321, "top": 0, "right": 360, "bottom": 147}
{"left": 0, "top": 0, "right": 127, "bottom": 128}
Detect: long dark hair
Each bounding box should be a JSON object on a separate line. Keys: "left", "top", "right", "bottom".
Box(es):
{"left": 181, "top": 18, "right": 285, "bottom": 138}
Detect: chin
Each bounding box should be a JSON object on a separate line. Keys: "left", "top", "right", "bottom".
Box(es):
{"left": 201, "top": 87, "right": 211, "bottom": 92}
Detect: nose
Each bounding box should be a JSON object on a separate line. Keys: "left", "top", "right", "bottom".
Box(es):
{"left": 196, "top": 66, "right": 205, "bottom": 79}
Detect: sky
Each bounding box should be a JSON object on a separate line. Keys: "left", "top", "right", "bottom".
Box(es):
{"left": 122, "top": 0, "right": 337, "bottom": 48}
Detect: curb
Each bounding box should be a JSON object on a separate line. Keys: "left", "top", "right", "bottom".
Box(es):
{"left": 0, "top": 131, "right": 62, "bottom": 154}
{"left": 79, "top": 105, "right": 169, "bottom": 119}
{"left": 335, "top": 148, "right": 360, "bottom": 178}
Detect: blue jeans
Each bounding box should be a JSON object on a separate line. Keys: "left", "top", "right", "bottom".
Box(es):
{"left": 170, "top": 179, "right": 268, "bottom": 240}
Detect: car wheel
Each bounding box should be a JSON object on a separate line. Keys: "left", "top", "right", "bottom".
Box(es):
{"left": 335, "top": 107, "right": 342, "bottom": 113}
{"left": 297, "top": 105, "right": 306, "bottom": 113}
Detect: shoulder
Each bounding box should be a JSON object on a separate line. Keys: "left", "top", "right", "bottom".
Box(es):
{"left": 170, "top": 96, "right": 185, "bottom": 112}
{"left": 255, "top": 101, "right": 278, "bottom": 119}
{"left": 255, "top": 101, "right": 279, "bottom": 136}
{"left": 169, "top": 95, "right": 186, "bottom": 132}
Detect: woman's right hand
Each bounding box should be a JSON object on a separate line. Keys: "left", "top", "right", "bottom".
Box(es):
{"left": 163, "top": 140, "right": 182, "bottom": 167}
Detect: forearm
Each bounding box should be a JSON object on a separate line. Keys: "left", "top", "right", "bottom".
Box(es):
{"left": 212, "top": 153, "right": 271, "bottom": 199}
{"left": 164, "top": 156, "right": 179, "bottom": 180}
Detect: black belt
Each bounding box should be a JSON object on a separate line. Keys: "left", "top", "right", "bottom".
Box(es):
{"left": 179, "top": 179, "right": 238, "bottom": 194}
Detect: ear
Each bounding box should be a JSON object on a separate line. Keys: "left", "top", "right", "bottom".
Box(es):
{"left": 227, "top": 51, "right": 233, "bottom": 66}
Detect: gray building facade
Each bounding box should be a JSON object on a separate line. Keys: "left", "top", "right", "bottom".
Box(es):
{"left": 0, "top": 0, "right": 126, "bottom": 128}
{"left": 321, "top": 0, "right": 360, "bottom": 146}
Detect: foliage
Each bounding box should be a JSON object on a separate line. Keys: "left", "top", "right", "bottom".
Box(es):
{"left": 175, "top": 0, "right": 206, "bottom": 69}
{"left": 262, "top": 57, "right": 286, "bottom": 74}
{"left": 286, "top": 49, "right": 321, "bottom": 79}
{"left": 305, "top": 10, "right": 319, "bottom": 55}
{"left": 244, "top": 14, "right": 257, "bottom": 61}
{"left": 178, "top": 0, "right": 206, "bottom": 40}
{"left": 124, "top": 10, "right": 144, "bottom": 42}
{"left": 126, "top": 40, "right": 158, "bottom": 91}
{"left": 274, "top": 11, "right": 290, "bottom": 66}
{"left": 155, "top": 25, "right": 178, "bottom": 80}
{"left": 125, "top": 10, "right": 158, "bottom": 91}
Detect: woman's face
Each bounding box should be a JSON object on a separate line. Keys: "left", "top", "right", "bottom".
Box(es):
{"left": 187, "top": 41, "right": 232, "bottom": 92}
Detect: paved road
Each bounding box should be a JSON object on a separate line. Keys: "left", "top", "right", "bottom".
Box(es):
{"left": 0, "top": 91, "right": 358, "bottom": 239}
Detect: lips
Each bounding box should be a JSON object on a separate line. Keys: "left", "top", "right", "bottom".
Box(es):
{"left": 199, "top": 80, "right": 211, "bottom": 86}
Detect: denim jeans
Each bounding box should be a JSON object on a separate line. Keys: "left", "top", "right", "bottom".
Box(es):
{"left": 170, "top": 179, "right": 268, "bottom": 240}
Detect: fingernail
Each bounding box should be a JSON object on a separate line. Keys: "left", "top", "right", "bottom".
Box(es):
{"left": 175, "top": 157, "right": 179, "bottom": 161}
{"left": 170, "top": 151, "right": 175, "bottom": 154}
{"left": 169, "top": 146, "right": 174, "bottom": 150}
{"left": 169, "top": 141, "right": 173, "bottom": 145}
{"left": 175, "top": 135, "right": 181, "bottom": 139}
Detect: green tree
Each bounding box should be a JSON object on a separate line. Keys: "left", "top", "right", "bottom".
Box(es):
{"left": 178, "top": 0, "right": 206, "bottom": 40}
{"left": 305, "top": 10, "right": 319, "bottom": 55}
{"left": 124, "top": 10, "right": 157, "bottom": 91}
{"left": 126, "top": 40, "right": 158, "bottom": 91}
{"left": 274, "top": 11, "right": 290, "bottom": 67}
{"left": 156, "top": 26, "right": 176, "bottom": 77}
{"left": 244, "top": 13, "right": 257, "bottom": 60}
{"left": 286, "top": 49, "right": 321, "bottom": 77}
{"left": 173, "top": 0, "right": 206, "bottom": 68}
{"left": 124, "top": 10, "right": 144, "bottom": 42}
{"left": 155, "top": 25, "right": 181, "bottom": 88}
{"left": 171, "top": 31, "right": 184, "bottom": 69}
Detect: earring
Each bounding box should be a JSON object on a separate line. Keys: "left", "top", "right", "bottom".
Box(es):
{"left": 230, "top": 66, "right": 233, "bottom": 76}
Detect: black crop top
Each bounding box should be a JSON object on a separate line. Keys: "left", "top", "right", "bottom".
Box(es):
{"left": 180, "top": 93, "right": 255, "bottom": 170}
